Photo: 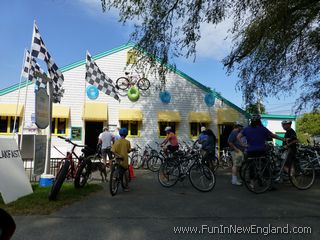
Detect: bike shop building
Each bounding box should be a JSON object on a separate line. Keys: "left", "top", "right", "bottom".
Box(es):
{"left": 0, "top": 43, "right": 254, "bottom": 157}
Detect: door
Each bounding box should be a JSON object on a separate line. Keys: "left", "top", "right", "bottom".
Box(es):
{"left": 85, "top": 121, "right": 103, "bottom": 150}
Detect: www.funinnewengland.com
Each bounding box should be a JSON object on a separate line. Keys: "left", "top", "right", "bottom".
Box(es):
{"left": 173, "top": 224, "right": 312, "bottom": 236}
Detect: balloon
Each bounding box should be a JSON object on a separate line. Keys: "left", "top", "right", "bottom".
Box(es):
{"left": 86, "top": 85, "right": 99, "bottom": 100}
{"left": 204, "top": 93, "right": 215, "bottom": 107}
{"left": 159, "top": 91, "right": 171, "bottom": 104}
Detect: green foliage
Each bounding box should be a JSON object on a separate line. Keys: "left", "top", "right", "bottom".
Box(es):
{"left": 296, "top": 112, "right": 320, "bottom": 143}
{"left": 100, "top": 0, "right": 320, "bottom": 111}
{"left": 0, "top": 183, "right": 103, "bottom": 215}
{"left": 245, "top": 101, "right": 266, "bottom": 114}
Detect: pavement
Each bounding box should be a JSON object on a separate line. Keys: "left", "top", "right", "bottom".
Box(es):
{"left": 12, "top": 169, "right": 320, "bottom": 240}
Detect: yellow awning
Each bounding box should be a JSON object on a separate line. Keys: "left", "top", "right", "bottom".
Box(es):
{"left": 158, "top": 111, "right": 181, "bottom": 122}
{"left": 82, "top": 102, "right": 108, "bottom": 121}
{"left": 119, "top": 109, "right": 142, "bottom": 121}
{"left": 52, "top": 104, "right": 70, "bottom": 118}
{"left": 217, "top": 108, "right": 240, "bottom": 124}
{"left": 188, "top": 112, "right": 211, "bottom": 123}
{"left": 0, "top": 104, "right": 24, "bottom": 117}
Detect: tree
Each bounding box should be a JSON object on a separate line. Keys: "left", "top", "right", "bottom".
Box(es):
{"left": 296, "top": 111, "right": 320, "bottom": 143}
{"left": 100, "top": 0, "right": 320, "bottom": 111}
{"left": 245, "top": 102, "right": 266, "bottom": 114}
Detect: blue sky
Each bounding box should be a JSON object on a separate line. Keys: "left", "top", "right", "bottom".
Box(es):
{"left": 0, "top": 0, "right": 298, "bottom": 115}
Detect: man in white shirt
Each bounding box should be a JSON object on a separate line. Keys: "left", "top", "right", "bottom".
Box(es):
{"left": 98, "top": 127, "right": 114, "bottom": 166}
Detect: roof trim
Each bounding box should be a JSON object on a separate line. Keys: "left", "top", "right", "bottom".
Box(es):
{"left": 0, "top": 43, "right": 248, "bottom": 117}
{"left": 261, "top": 114, "right": 297, "bottom": 120}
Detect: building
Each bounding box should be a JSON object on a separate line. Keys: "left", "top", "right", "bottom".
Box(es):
{"left": 0, "top": 43, "right": 249, "bottom": 157}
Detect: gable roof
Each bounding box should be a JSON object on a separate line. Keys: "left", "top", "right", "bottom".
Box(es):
{"left": 0, "top": 43, "right": 249, "bottom": 117}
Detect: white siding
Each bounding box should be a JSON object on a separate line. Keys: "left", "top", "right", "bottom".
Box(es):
{"left": 0, "top": 47, "right": 247, "bottom": 156}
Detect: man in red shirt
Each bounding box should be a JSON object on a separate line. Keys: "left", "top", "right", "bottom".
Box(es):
{"left": 161, "top": 126, "right": 179, "bottom": 155}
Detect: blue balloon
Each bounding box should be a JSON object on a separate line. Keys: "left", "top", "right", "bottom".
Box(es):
{"left": 204, "top": 93, "right": 215, "bottom": 107}
{"left": 159, "top": 91, "right": 171, "bottom": 103}
{"left": 86, "top": 85, "right": 99, "bottom": 100}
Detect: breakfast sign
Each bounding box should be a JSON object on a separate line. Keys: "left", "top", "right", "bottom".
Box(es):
{"left": 0, "top": 138, "right": 33, "bottom": 204}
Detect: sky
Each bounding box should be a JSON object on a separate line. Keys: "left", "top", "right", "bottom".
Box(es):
{"left": 0, "top": 0, "right": 298, "bottom": 115}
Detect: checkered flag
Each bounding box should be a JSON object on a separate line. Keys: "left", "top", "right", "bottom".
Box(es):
{"left": 86, "top": 52, "right": 120, "bottom": 102}
{"left": 31, "top": 23, "right": 64, "bottom": 103}
{"left": 22, "top": 49, "right": 47, "bottom": 89}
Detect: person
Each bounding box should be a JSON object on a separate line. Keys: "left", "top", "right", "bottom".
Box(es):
{"left": 111, "top": 128, "right": 134, "bottom": 191}
{"left": 197, "top": 126, "right": 208, "bottom": 145}
{"left": 98, "top": 127, "right": 114, "bottom": 167}
{"left": 228, "top": 123, "right": 245, "bottom": 186}
{"left": 0, "top": 208, "right": 16, "bottom": 240}
{"left": 161, "top": 126, "right": 179, "bottom": 156}
{"left": 201, "top": 129, "right": 217, "bottom": 169}
{"left": 237, "top": 115, "right": 286, "bottom": 157}
{"left": 281, "top": 120, "right": 298, "bottom": 173}
{"left": 237, "top": 115, "right": 286, "bottom": 188}
{"left": 113, "top": 127, "right": 121, "bottom": 142}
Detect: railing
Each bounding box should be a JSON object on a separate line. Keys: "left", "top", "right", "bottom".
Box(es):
{"left": 22, "top": 158, "right": 78, "bottom": 182}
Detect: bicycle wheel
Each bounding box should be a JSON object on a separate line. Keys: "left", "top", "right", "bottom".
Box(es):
{"left": 116, "top": 77, "right": 130, "bottom": 90}
{"left": 289, "top": 160, "right": 315, "bottom": 190}
{"left": 49, "top": 159, "right": 70, "bottom": 200}
{"left": 147, "top": 155, "right": 162, "bottom": 172}
{"left": 243, "top": 159, "right": 272, "bottom": 194}
{"left": 189, "top": 163, "right": 215, "bottom": 192}
{"left": 137, "top": 78, "right": 150, "bottom": 91}
{"left": 74, "top": 159, "right": 90, "bottom": 188}
{"left": 131, "top": 153, "right": 140, "bottom": 169}
{"left": 206, "top": 156, "right": 219, "bottom": 173}
{"left": 158, "top": 162, "right": 180, "bottom": 187}
{"left": 239, "top": 159, "right": 250, "bottom": 181}
{"left": 109, "top": 166, "right": 120, "bottom": 196}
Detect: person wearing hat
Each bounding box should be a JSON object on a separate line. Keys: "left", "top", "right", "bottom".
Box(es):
{"left": 228, "top": 123, "right": 245, "bottom": 185}
{"left": 98, "top": 126, "right": 114, "bottom": 167}
{"left": 161, "top": 126, "right": 179, "bottom": 156}
{"left": 281, "top": 120, "right": 298, "bottom": 173}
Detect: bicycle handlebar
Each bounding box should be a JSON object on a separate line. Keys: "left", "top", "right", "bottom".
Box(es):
{"left": 58, "top": 135, "right": 87, "bottom": 148}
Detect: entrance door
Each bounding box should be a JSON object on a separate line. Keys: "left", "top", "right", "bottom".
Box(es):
{"left": 219, "top": 124, "right": 234, "bottom": 149}
{"left": 85, "top": 121, "right": 103, "bottom": 150}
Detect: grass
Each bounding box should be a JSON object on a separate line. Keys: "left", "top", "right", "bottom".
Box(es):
{"left": 0, "top": 183, "right": 103, "bottom": 215}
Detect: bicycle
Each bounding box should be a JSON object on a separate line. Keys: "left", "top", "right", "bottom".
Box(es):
{"left": 74, "top": 144, "right": 105, "bottom": 187}
{"left": 116, "top": 71, "right": 150, "bottom": 91}
{"left": 219, "top": 147, "right": 233, "bottom": 168}
{"left": 49, "top": 136, "right": 90, "bottom": 200}
{"left": 243, "top": 149, "right": 315, "bottom": 194}
{"left": 109, "top": 154, "right": 129, "bottom": 196}
{"left": 158, "top": 151, "right": 216, "bottom": 192}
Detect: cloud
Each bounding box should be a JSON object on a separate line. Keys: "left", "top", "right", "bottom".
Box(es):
{"left": 73, "top": 0, "right": 119, "bottom": 19}
{"left": 196, "top": 18, "right": 234, "bottom": 60}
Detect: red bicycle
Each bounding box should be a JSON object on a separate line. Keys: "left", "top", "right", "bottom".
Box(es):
{"left": 49, "top": 136, "right": 92, "bottom": 200}
{"left": 116, "top": 71, "right": 150, "bottom": 91}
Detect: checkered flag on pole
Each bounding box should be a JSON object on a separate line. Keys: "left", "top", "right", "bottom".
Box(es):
{"left": 31, "top": 22, "right": 64, "bottom": 103}
{"left": 22, "top": 49, "right": 47, "bottom": 89}
{"left": 85, "top": 51, "right": 120, "bottom": 102}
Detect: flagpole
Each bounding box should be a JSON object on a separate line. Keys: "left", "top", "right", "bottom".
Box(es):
{"left": 20, "top": 22, "right": 36, "bottom": 151}
{"left": 13, "top": 49, "right": 27, "bottom": 142}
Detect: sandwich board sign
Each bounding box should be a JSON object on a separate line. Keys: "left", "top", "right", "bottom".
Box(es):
{"left": 0, "top": 138, "right": 33, "bottom": 204}
{"left": 35, "top": 88, "right": 49, "bottom": 129}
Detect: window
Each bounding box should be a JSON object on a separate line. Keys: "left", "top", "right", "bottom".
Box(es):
{"left": 52, "top": 118, "right": 68, "bottom": 135}
{"left": 0, "top": 117, "right": 20, "bottom": 134}
{"left": 120, "top": 121, "right": 140, "bottom": 137}
{"left": 159, "top": 122, "right": 177, "bottom": 137}
{"left": 190, "top": 123, "right": 207, "bottom": 138}
{"left": 126, "top": 50, "right": 138, "bottom": 64}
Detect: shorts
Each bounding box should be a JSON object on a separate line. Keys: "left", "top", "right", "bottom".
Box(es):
{"left": 231, "top": 151, "right": 244, "bottom": 167}
{"left": 167, "top": 145, "right": 179, "bottom": 152}
{"left": 101, "top": 147, "right": 112, "bottom": 160}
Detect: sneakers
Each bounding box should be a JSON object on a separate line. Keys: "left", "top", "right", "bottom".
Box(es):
{"left": 231, "top": 180, "right": 243, "bottom": 186}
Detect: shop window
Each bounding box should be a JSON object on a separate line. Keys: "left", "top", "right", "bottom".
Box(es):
{"left": 0, "top": 117, "right": 20, "bottom": 134}
{"left": 120, "top": 121, "right": 140, "bottom": 137}
{"left": 159, "top": 122, "right": 177, "bottom": 137}
{"left": 52, "top": 118, "right": 68, "bottom": 135}
{"left": 190, "top": 123, "right": 208, "bottom": 138}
